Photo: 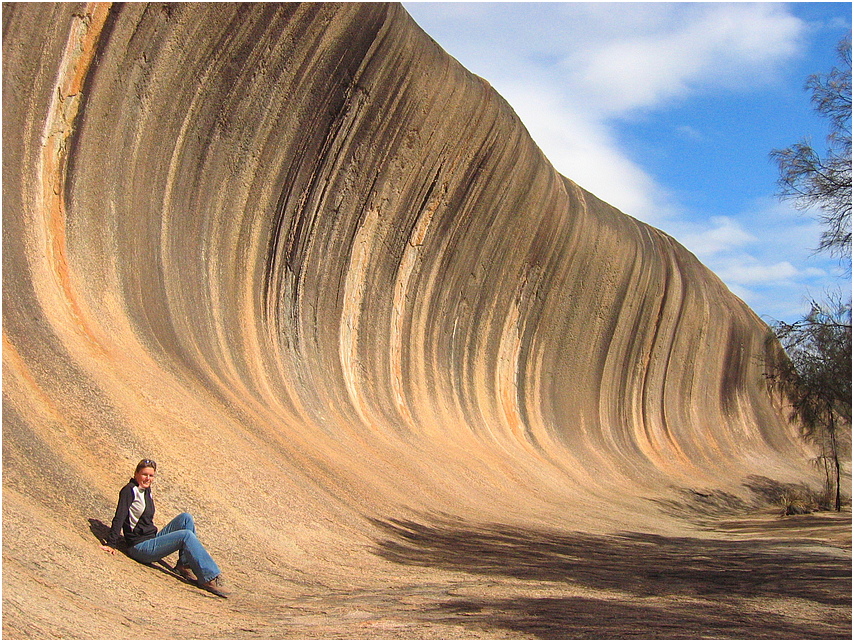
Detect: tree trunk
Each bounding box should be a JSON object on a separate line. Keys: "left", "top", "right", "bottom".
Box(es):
{"left": 828, "top": 404, "right": 842, "bottom": 511}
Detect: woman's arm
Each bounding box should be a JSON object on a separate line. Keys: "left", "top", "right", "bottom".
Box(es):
{"left": 104, "top": 484, "right": 132, "bottom": 548}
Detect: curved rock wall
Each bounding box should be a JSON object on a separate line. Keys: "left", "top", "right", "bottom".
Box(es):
{"left": 3, "top": 2, "right": 817, "bottom": 633}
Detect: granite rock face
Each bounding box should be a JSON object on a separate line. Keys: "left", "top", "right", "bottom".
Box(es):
{"left": 3, "top": 3, "right": 817, "bottom": 636}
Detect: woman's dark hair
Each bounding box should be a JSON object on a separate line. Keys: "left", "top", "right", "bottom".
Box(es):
{"left": 135, "top": 458, "right": 157, "bottom": 473}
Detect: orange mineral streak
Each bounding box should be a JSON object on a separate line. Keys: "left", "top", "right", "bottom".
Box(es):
{"left": 3, "top": 5, "right": 830, "bottom": 638}
{"left": 40, "top": 2, "right": 111, "bottom": 354}
{"left": 2, "top": 331, "right": 66, "bottom": 426}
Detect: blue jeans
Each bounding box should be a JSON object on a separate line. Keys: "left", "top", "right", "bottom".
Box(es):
{"left": 127, "top": 512, "right": 221, "bottom": 583}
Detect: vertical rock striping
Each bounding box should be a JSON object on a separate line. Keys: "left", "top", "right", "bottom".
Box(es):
{"left": 2, "top": 3, "right": 820, "bottom": 635}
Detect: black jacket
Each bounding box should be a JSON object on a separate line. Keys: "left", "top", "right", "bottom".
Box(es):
{"left": 106, "top": 478, "right": 158, "bottom": 547}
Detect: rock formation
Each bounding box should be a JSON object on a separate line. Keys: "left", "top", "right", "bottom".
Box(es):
{"left": 3, "top": 2, "right": 826, "bottom": 637}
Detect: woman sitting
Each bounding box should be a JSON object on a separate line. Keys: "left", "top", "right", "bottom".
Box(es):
{"left": 100, "top": 459, "right": 229, "bottom": 598}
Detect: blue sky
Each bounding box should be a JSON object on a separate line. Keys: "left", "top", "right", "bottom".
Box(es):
{"left": 403, "top": 1, "right": 852, "bottom": 324}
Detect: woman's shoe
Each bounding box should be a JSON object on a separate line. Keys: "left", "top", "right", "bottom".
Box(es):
{"left": 198, "top": 575, "right": 229, "bottom": 598}
{"left": 174, "top": 562, "right": 196, "bottom": 581}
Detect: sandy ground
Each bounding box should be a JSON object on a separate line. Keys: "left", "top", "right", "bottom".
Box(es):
{"left": 3, "top": 507, "right": 850, "bottom": 639}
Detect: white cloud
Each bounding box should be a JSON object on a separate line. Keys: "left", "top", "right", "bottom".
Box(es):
{"left": 675, "top": 216, "right": 756, "bottom": 258}
{"left": 674, "top": 197, "right": 850, "bottom": 320}
{"left": 716, "top": 258, "right": 799, "bottom": 286}
{"left": 403, "top": 2, "right": 846, "bottom": 323}
{"left": 675, "top": 124, "right": 705, "bottom": 142}
{"left": 803, "top": 267, "right": 830, "bottom": 278}
{"left": 497, "top": 81, "right": 667, "bottom": 220}
{"left": 408, "top": 2, "right": 806, "bottom": 225}
{"left": 566, "top": 3, "right": 805, "bottom": 114}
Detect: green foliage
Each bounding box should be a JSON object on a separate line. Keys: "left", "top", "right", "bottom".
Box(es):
{"left": 768, "top": 298, "right": 851, "bottom": 511}
{"left": 774, "top": 299, "right": 852, "bottom": 425}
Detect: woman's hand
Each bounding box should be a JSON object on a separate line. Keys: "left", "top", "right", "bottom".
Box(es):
{"left": 100, "top": 544, "right": 116, "bottom": 555}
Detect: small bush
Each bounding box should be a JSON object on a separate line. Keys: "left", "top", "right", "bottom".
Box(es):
{"left": 776, "top": 486, "right": 852, "bottom": 515}
{"left": 778, "top": 488, "right": 821, "bottom": 516}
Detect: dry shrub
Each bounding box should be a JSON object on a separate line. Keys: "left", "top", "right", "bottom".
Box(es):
{"left": 777, "top": 487, "right": 839, "bottom": 515}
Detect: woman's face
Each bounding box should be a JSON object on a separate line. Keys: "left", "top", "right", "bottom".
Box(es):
{"left": 134, "top": 466, "right": 156, "bottom": 489}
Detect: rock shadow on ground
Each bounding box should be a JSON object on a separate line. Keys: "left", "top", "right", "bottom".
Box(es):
{"left": 370, "top": 517, "right": 851, "bottom": 639}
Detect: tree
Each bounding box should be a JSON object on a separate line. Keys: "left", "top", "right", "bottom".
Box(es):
{"left": 767, "top": 37, "right": 852, "bottom": 511}
{"left": 768, "top": 298, "right": 851, "bottom": 510}
{"left": 771, "top": 36, "right": 851, "bottom": 259}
